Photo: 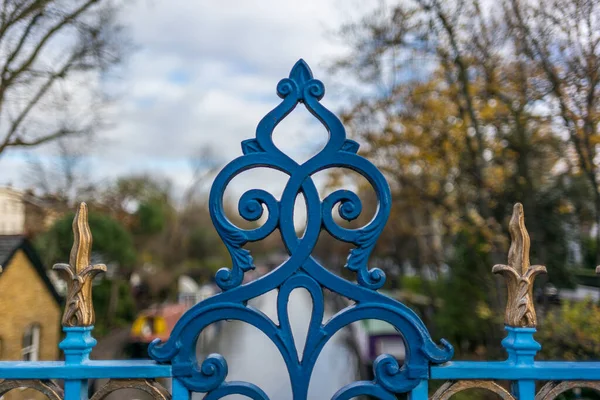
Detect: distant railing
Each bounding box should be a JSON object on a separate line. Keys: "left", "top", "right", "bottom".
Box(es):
{"left": 0, "top": 60, "right": 599, "bottom": 400}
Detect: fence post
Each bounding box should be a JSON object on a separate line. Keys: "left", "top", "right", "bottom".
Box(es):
{"left": 502, "top": 326, "right": 540, "bottom": 400}
{"left": 493, "top": 203, "right": 545, "bottom": 400}
{"left": 172, "top": 379, "right": 190, "bottom": 400}
{"left": 60, "top": 327, "right": 96, "bottom": 400}
{"left": 409, "top": 380, "right": 428, "bottom": 400}
{"left": 54, "top": 203, "right": 107, "bottom": 400}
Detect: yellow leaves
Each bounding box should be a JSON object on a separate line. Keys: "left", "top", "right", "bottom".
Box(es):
{"left": 343, "top": 61, "right": 560, "bottom": 263}
{"left": 476, "top": 301, "right": 493, "bottom": 320}
{"left": 479, "top": 99, "right": 509, "bottom": 120}
{"left": 557, "top": 201, "right": 575, "bottom": 214}
{"left": 539, "top": 300, "right": 600, "bottom": 360}
{"left": 486, "top": 165, "right": 510, "bottom": 194}
{"left": 467, "top": 208, "right": 486, "bottom": 227}
{"left": 428, "top": 180, "right": 441, "bottom": 196}
{"left": 588, "top": 135, "right": 600, "bottom": 146}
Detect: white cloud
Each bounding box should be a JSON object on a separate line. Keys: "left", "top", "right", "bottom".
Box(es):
{"left": 0, "top": 0, "right": 378, "bottom": 200}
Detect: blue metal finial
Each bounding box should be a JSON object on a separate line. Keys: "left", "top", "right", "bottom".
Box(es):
{"left": 288, "top": 59, "right": 313, "bottom": 87}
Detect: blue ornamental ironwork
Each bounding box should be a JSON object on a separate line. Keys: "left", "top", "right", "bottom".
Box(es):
{"left": 147, "top": 59, "right": 454, "bottom": 399}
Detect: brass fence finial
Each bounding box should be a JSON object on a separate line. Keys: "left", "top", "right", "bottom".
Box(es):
{"left": 53, "top": 203, "right": 107, "bottom": 327}
{"left": 492, "top": 203, "right": 547, "bottom": 327}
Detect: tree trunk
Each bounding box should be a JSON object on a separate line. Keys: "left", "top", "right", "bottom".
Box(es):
{"left": 595, "top": 195, "right": 600, "bottom": 266}
{"left": 107, "top": 278, "right": 120, "bottom": 327}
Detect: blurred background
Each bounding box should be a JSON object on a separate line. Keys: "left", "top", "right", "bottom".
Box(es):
{"left": 0, "top": 0, "right": 599, "bottom": 399}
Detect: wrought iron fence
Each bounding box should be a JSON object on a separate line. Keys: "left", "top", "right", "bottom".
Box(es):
{"left": 0, "top": 59, "right": 599, "bottom": 400}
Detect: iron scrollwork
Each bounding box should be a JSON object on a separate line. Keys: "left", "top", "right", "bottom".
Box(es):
{"left": 148, "top": 60, "right": 454, "bottom": 399}
{"left": 0, "top": 379, "right": 63, "bottom": 399}
{"left": 431, "top": 380, "right": 516, "bottom": 400}
{"left": 536, "top": 381, "right": 600, "bottom": 400}
{"left": 90, "top": 379, "right": 171, "bottom": 400}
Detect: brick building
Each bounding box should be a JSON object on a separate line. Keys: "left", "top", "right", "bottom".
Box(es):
{"left": 0, "top": 187, "right": 66, "bottom": 237}
{"left": 0, "top": 236, "right": 62, "bottom": 399}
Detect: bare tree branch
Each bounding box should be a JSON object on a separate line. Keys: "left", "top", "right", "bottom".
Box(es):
{"left": 3, "top": 0, "right": 99, "bottom": 87}
{"left": 0, "top": 50, "right": 79, "bottom": 149}
{"left": 1, "top": 127, "right": 79, "bottom": 151}
{"left": 0, "top": 0, "right": 51, "bottom": 43}
{"left": 2, "top": 10, "right": 43, "bottom": 79}
{"left": 0, "top": 0, "right": 125, "bottom": 158}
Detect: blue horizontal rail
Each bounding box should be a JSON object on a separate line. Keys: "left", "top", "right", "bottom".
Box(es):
{"left": 431, "top": 361, "right": 600, "bottom": 380}
{"left": 5, "top": 359, "right": 600, "bottom": 382}
{"left": 0, "top": 360, "right": 171, "bottom": 379}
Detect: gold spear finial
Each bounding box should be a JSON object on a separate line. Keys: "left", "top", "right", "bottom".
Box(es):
{"left": 53, "top": 203, "right": 107, "bottom": 327}
{"left": 492, "top": 203, "right": 547, "bottom": 327}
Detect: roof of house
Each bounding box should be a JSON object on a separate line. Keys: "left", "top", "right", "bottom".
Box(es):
{"left": 0, "top": 186, "right": 23, "bottom": 199}
{"left": 0, "top": 235, "right": 23, "bottom": 263}
{"left": 0, "top": 235, "right": 62, "bottom": 305}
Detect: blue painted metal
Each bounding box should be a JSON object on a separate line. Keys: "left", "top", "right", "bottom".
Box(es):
{"left": 60, "top": 327, "right": 96, "bottom": 365}
{"left": 502, "top": 327, "right": 541, "bottom": 366}
{"left": 0, "top": 59, "right": 599, "bottom": 399}
{"left": 408, "top": 381, "right": 429, "bottom": 400}
{"left": 502, "top": 327, "right": 541, "bottom": 400}
{"left": 430, "top": 361, "right": 600, "bottom": 380}
{"left": 60, "top": 327, "right": 97, "bottom": 400}
{"left": 172, "top": 379, "right": 190, "bottom": 400}
{"left": 0, "top": 360, "right": 171, "bottom": 379}
{"left": 147, "top": 59, "right": 453, "bottom": 399}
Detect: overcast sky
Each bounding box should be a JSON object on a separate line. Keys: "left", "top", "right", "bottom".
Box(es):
{"left": 0, "top": 0, "right": 375, "bottom": 201}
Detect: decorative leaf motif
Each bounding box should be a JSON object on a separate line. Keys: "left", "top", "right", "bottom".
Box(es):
{"left": 493, "top": 203, "right": 546, "bottom": 327}
{"left": 231, "top": 247, "right": 254, "bottom": 272}
{"left": 346, "top": 223, "right": 386, "bottom": 289}
{"left": 341, "top": 139, "right": 360, "bottom": 154}
{"left": 289, "top": 59, "right": 313, "bottom": 85}
{"left": 346, "top": 223, "right": 379, "bottom": 271}
{"left": 53, "top": 203, "right": 106, "bottom": 327}
{"left": 212, "top": 211, "right": 254, "bottom": 291}
{"left": 241, "top": 139, "right": 264, "bottom": 155}
{"left": 220, "top": 222, "right": 249, "bottom": 247}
